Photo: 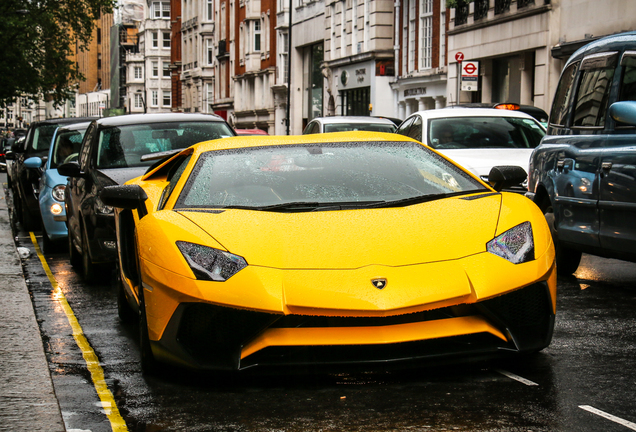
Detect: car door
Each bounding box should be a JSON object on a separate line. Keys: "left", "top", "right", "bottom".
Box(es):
{"left": 598, "top": 51, "right": 636, "bottom": 255}
{"left": 67, "top": 123, "right": 97, "bottom": 249}
{"left": 550, "top": 52, "right": 618, "bottom": 250}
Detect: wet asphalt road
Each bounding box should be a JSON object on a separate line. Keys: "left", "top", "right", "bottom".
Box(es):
{"left": 5, "top": 183, "right": 636, "bottom": 431}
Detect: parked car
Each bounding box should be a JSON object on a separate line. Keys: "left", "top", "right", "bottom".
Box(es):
{"left": 526, "top": 31, "right": 636, "bottom": 275}
{"left": 59, "top": 113, "right": 235, "bottom": 282}
{"left": 234, "top": 128, "right": 269, "bottom": 136}
{"left": 22, "top": 123, "right": 90, "bottom": 252}
{"left": 9, "top": 117, "right": 97, "bottom": 230}
{"left": 396, "top": 108, "right": 545, "bottom": 192}
{"left": 303, "top": 116, "right": 397, "bottom": 134}
{"left": 0, "top": 136, "right": 14, "bottom": 173}
{"left": 101, "top": 131, "right": 555, "bottom": 373}
{"left": 448, "top": 103, "right": 549, "bottom": 127}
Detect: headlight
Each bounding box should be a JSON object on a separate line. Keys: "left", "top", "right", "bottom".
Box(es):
{"left": 486, "top": 221, "right": 534, "bottom": 264}
{"left": 95, "top": 196, "right": 114, "bottom": 215}
{"left": 52, "top": 185, "right": 66, "bottom": 202}
{"left": 176, "top": 241, "right": 247, "bottom": 281}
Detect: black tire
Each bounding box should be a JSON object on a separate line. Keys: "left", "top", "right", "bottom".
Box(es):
{"left": 19, "top": 199, "right": 39, "bottom": 231}
{"left": 542, "top": 199, "right": 582, "bottom": 275}
{"left": 81, "top": 229, "right": 95, "bottom": 283}
{"left": 115, "top": 266, "right": 135, "bottom": 323}
{"left": 41, "top": 217, "right": 59, "bottom": 254}
{"left": 139, "top": 292, "right": 158, "bottom": 375}
{"left": 68, "top": 230, "right": 81, "bottom": 268}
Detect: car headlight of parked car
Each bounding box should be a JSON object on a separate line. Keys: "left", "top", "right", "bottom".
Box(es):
{"left": 176, "top": 241, "right": 247, "bottom": 281}
{"left": 486, "top": 221, "right": 534, "bottom": 264}
{"left": 52, "top": 185, "right": 66, "bottom": 202}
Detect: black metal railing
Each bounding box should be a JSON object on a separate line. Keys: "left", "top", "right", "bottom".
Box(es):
{"left": 455, "top": 0, "right": 469, "bottom": 26}
{"left": 517, "top": 0, "right": 535, "bottom": 8}
{"left": 474, "top": 0, "right": 489, "bottom": 20}
{"left": 495, "top": 0, "right": 511, "bottom": 14}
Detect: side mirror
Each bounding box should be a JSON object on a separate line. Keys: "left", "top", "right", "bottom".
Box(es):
{"left": 11, "top": 139, "right": 25, "bottom": 153}
{"left": 488, "top": 165, "right": 527, "bottom": 192}
{"left": 609, "top": 101, "right": 636, "bottom": 126}
{"left": 57, "top": 162, "right": 83, "bottom": 177}
{"left": 24, "top": 156, "right": 43, "bottom": 169}
{"left": 100, "top": 185, "right": 149, "bottom": 218}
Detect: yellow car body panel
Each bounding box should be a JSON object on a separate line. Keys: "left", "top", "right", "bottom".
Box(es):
{"left": 112, "top": 132, "right": 556, "bottom": 370}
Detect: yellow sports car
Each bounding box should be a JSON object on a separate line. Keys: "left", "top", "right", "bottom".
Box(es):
{"left": 101, "top": 132, "right": 556, "bottom": 373}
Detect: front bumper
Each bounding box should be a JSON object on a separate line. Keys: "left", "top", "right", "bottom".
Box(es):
{"left": 141, "top": 251, "right": 557, "bottom": 371}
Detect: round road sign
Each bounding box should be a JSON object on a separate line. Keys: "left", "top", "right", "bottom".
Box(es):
{"left": 455, "top": 52, "right": 464, "bottom": 62}
{"left": 463, "top": 63, "right": 477, "bottom": 74}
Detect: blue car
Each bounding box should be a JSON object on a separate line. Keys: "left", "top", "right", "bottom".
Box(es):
{"left": 24, "top": 122, "right": 90, "bottom": 252}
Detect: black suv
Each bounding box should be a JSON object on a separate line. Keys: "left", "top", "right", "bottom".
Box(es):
{"left": 526, "top": 31, "right": 636, "bottom": 274}
{"left": 9, "top": 117, "right": 97, "bottom": 230}
{"left": 59, "top": 113, "right": 235, "bottom": 281}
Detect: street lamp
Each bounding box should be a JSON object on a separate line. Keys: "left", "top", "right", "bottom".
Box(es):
{"left": 136, "top": 89, "right": 147, "bottom": 113}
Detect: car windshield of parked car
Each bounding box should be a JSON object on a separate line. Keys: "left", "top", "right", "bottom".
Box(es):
{"left": 176, "top": 141, "right": 488, "bottom": 211}
{"left": 96, "top": 121, "right": 234, "bottom": 169}
{"left": 51, "top": 128, "right": 88, "bottom": 168}
{"left": 31, "top": 124, "right": 60, "bottom": 152}
{"left": 427, "top": 116, "right": 545, "bottom": 150}
{"left": 323, "top": 123, "right": 397, "bottom": 133}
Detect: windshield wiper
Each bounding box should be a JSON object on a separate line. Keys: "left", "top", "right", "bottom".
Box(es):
{"left": 221, "top": 200, "right": 387, "bottom": 212}
{"left": 367, "top": 190, "right": 485, "bottom": 208}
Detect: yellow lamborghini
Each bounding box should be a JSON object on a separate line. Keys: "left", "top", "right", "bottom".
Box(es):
{"left": 100, "top": 132, "right": 556, "bottom": 373}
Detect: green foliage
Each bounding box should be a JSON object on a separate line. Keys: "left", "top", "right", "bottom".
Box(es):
{"left": 0, "top": 0, "right": 116, "bottom": 109}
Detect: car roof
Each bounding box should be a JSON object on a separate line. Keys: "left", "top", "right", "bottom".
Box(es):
{"left": 92, "top": 113, "right": 227, "bottom": 127}
{"left": 407, "top": 108, "right": 539, "bottom": 121}
{"left": 567, "top": 31, "right": 636, "bottom": 67}
{"left": 312, "top": 116, "right": 396, "bottom": 125}
{"left": 54, "top": 122, "right": 92, "bottom": 132}
{"left": 30, "top": 117, "right": 98, "bottom": 126}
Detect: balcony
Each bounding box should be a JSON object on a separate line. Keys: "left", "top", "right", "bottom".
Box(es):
{"left": 217, "top": 40, "right": 229, "bottom": 59}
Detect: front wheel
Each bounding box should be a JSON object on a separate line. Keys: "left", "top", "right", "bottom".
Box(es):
{"left": 542, "top": 199, "right": 582, "bottom": 275}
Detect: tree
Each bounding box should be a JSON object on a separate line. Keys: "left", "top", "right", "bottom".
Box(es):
{"left": 0, "top": 0, "right": 117, "bottom": 110}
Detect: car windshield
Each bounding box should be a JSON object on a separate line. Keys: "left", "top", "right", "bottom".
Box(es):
{"left": 323, "top": 123, "right": 397, "bottom": 133}
{"left": 31, "top": 124, "right": 60, "bottom": 152}
{"left": 176, "top": 141, "right": 488, "bottom": 211}
{"left": 428, "top": 116, "right": 545, "bottom": 150}
{"left": 96, "top": 121, "right": 234, "bottom": 169}
{"left": 51, "top": 128, "right": 88, "bottom": 168}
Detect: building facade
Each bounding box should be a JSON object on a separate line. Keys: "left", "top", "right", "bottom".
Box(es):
{"left": 392, "top": 0, "right": 448, "bottom": 119}
{"left": 322, "top": 0, "right": 396, "bottom": 125}
{"left": 232, "top": 0, "right": 278, "bottom": 132}
{"left": 446, "top": 0, "right": 636, "bottom": 113}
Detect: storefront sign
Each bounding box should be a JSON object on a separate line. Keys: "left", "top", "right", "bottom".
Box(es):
{"left": 404, "top": 87, "right": 427, "bottom": 97}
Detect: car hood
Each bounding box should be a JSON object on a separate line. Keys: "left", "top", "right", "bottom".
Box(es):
{"left": 97, "top": 167, "right": 148, "bottom": 186}
{"left": 438, "top": 148, "right": 532, "bottom": 179}
{"left": 177, "top": 194, "right": 502, "bottom": 269}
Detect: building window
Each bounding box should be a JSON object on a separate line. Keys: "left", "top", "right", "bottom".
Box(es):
{"left": 152, "top": 32, "right": 158, "bottom": 48}
{"left": 207, "top": 39, "right": 214, "bottom": 65}
{"left": 206, "top": 83, "right": 214, "bottom": 113}
{"left": 163, "top": 32, "right": 171, "bottom": 48}
{"left": 97, "top": 53, "right": 102, "bottom": 70}
{"left": 408, "top": 0, "right": 416, "bottom": 73}
{"left": 254, "top": 20, "right": 261, "bottom": 52}
{"left": 207, "top": 0, "right": 213, "bottom": 20}
{"left": 134, "top": 93, "right": 143, "bottom": 108}
{"left": 152, "top": 1, "right": 170, "bottom": 19}
{"left": 134, "top": 66, "right": 143, "bottom": 79}
{"left": 152, "top": 61, "right": 158, "bottom": 77}
{"left": 279, "top": 32, "right": 288, "bottom": 84}
{"left": 152, "top": 90, "right": 158, "bottom": 106}
{"left": 163, "top": 62, "right": 170, "bottom": 77}
{"left": 163, "top": 91, "right": 171, "bottom": 106}
{"left": 419, "top": 0, "right": 433, "bottom": 70}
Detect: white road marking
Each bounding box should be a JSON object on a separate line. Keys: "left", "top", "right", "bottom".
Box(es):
{"left": 494, "top": 369, "right": 539, "bottom": 386}
{"left": 579, "top": 405, "right": 636, "bottom": 430}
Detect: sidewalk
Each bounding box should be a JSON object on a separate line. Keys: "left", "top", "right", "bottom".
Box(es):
{"left": 0, "top": 173, "right": 66, "bottom": 431}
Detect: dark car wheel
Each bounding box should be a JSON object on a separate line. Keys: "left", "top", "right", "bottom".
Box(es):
{"left": 19, "top": 201, "right": 40, "bottom": 231}
{"left": 68, "top": 230, "right": 81, "bottom": 268}
{"left": 81, "top": 229, "right": 95, "bottom": 283}
{"left": 542, "top": 199, "right": 582, "bottom": 275}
